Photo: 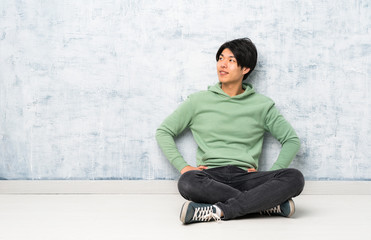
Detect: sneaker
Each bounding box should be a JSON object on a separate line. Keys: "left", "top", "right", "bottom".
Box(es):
{"left": 180, "top": 201, "right": 221, "bottom": 224}
{"left": 260, "top": 199, "right": 295, "bottom": 217}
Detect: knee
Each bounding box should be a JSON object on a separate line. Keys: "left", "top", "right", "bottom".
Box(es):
{"left": 177, "top": 170, "right": 205, "bottom": 198}
{"left": 177, "top": 171, "right": 193, "bottom": 195}
{"left": 282, "top": 168, "right": 305, "bottom": 195}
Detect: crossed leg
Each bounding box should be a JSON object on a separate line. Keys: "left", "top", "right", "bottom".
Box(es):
{"left": 177, "top": 166, "right": 304, "bottom": 220}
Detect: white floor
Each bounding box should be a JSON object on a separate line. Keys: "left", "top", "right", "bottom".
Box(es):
{"left": 0, "top": 194, "right": 370, "bottom": 240}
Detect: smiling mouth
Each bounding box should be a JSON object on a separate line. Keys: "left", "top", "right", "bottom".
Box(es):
{"left": 219, "top": 71, "right": 229, "bottom": 75}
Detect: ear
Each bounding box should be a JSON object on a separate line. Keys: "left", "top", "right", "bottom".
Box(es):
{"left": 242, "top": 67, "right": 250, "bottom": 75}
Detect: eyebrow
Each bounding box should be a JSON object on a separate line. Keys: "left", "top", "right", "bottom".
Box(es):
{"left": 220, "top": 53, "right": 235, "bottom": 58}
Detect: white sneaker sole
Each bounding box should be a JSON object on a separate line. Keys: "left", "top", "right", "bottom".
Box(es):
{"left": 287, "top": 199, "right": 295, "bottom": 217}
{"left": 180, "top": 201, "right": 192, "bottom": 224}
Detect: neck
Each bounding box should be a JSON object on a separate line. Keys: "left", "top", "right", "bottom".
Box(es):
{"left": 220, "top": 82, "right": 245, "bottom": 97}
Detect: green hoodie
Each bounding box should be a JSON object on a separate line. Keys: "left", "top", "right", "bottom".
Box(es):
{"left": 156, "top": 82, "right": 300, "bottom": 172}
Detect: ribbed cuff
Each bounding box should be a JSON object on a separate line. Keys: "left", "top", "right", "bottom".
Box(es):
{"left": 171, "top": 157, "right": 189, "bottom": 172}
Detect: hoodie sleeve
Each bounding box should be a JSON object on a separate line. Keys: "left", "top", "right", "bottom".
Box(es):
{"left": 264, "top": 104, "right": 301, "bottom": 170}
{"left": 155, "top": 96, "right": 194, "bottom": 172}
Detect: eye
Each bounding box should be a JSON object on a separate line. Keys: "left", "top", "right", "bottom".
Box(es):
{"left": 219, "top": 56, "right": 223, "bottom": 61}
{"left": 229, "top": 59, "right": 236, "bottom": 62}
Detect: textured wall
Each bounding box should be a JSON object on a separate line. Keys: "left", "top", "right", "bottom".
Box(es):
{"left": 0, "top": 0, "right": 370, "bottom": 180}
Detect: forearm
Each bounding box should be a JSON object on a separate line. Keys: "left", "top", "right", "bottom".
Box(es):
{"left": 264, "top": 104, "right": 301, "bottom": 171}
{"left": 155, "top": 128, "right": 189, "bottom": 172}
{"left": 155, "top": 96, "right": 195, "bottom": 172}
{"left": 270, "top": 137, "right": 300, "bottom": 170}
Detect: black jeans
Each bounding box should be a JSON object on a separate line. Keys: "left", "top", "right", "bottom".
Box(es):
{"left": 178, "top": 165, "right": 305, "bottom": 220}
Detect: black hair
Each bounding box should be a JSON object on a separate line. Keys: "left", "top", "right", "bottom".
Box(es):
{"left": 216, "top": 38, "right": 258, "bottom": 80}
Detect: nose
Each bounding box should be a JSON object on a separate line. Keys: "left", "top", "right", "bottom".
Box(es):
{"left": 219, "top": 59, "right": 227, "bottom": 68}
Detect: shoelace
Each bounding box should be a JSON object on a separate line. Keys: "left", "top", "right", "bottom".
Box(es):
{"left": 192, "top": 206, "right": 221, "bottom": 222}
{"left": 260, "top": 205, "right": 282, "bottom": 216}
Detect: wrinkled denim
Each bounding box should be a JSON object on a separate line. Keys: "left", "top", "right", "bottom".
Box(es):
{"left": 178, "top": 165, "right": 305, "bottom": 220}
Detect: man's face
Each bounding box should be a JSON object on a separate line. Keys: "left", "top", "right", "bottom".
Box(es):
{"left": 217, "top": 48, "right": 250, "bottom": 85}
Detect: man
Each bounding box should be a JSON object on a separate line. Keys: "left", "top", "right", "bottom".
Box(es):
{"left": 156, "top": 38, "right": 304, "bottom": 224}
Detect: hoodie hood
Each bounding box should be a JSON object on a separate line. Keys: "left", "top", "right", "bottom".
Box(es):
{"left": 208, "top": 82, "right": 255, "bottom": 99}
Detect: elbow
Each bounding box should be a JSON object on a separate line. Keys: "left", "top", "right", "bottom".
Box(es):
{"left": 282, "top": 135, "right": 301, "bottom": 152}
{"left": 293, "top": 135, "right": 300, "bottom": 147}
{"left": 155, "top": 127, "right": 174, "bottom": 142}
{"left": 292, "top": 136, "right": 301, "bottom": 153}
{"left": 155, "top": 128, "right": 163, "bottom": 142}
